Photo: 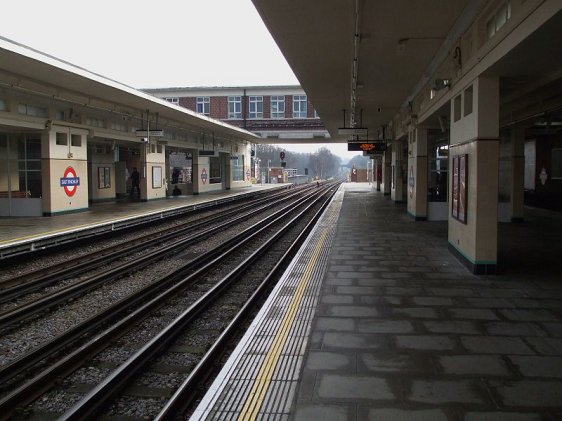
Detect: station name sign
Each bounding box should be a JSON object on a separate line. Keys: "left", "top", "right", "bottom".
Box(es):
{"left": 347, "top": 142, "right": 387, "bottom": 153}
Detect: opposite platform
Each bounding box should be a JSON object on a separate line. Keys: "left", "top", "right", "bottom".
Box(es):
{"left": 0, "top": 185, "right": 284, "bottom": 258}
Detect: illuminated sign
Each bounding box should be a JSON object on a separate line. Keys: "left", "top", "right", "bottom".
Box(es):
{"left": 347, "top": 142, "right": 386, "bottom": 152}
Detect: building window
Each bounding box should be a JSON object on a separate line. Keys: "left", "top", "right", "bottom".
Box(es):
{"left": 164, "top": 97, "right": 179, "bottom": 105}
{"left": 110, "top": 121, "right": 126, "bottom": 132}
{"left": 313, "top": 109, "right": 320, "bottom": 119}
{"left": 18, "top": 104, "right": 48, "bottom": 118}
{"left": 487, "top": 1, "right": 511, "bottom": 39}
{"left": 463, "top": 85, "right": 473, "bottom": 117}
{"left": 271, "top": 96, "right": 285, "bottom": 118}
{"left": 453, "top": 94, "right": 462, "bottom": 122}
{"left": 232, "top": 155, "right": 245, "bottom": 181}
{"left": 196, "top": 97, "right": 210, "bottom": 116}
{"left": 85, "top": 117, "right": 104, "bottom": 128}
{"left": 209, "top": 156, "right": 222, "bottom": 183}
{"left": 19, "top": 136, "right": 42, "bottom": 198}
{"left": 0, "top": 99, "right": 7, "bottom": 111}
{"left": 71, "top": 134, "right": 82, "bottom": 147}
{"left": 249, "top": 96, "right": 263, "bottom": 119}
{"left": 228, "top": 96, "right": 242, "bottom": 119}
{"left": 56, "top": 132, "right": 68, "bottom": 146}
{"left": 293, "top": 95, "right": 307, "bottom": 118}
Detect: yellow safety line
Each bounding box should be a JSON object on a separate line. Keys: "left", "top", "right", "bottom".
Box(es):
{"left": 238, "top": 230, "right": 328, "bottom": 421}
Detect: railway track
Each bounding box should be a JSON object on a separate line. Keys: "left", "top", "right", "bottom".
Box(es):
{"left": 0, "top": 186, "right": 290, "bottom": 264}
{"left": 0, "top": 185, "right": 311, "bottom": 328}
{"left": 0, "top": 182, "right": 340, "bottom": 419}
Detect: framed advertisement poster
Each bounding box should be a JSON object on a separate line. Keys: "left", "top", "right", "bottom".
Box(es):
{"left": 152, "top": 166, "right": 162, "bottom": 189}
{"left": 451, "top": 155, "right": 467, "bottom": 223}
{"left": 98, "top": 167, "right": 110, "bottom": 189}
{"left": 458, "top": 155, "right": 467, "bottom": 223}
{"left": 451, "top": 156, "right": 459, "bottom": 219}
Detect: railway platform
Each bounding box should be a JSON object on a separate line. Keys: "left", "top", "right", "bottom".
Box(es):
{"left": 191, "top": 183, "right": 562, "bottom": 421}
{"left": 0, "top": 184, "right": 286, "bottom": 259}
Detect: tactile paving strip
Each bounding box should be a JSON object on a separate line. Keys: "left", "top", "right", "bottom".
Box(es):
{"left": 190, "top": 186, "right": 345, "bottom": 421}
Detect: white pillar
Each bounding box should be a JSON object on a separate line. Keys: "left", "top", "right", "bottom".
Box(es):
{"left": 192, "top": 149, "right": 200, "bottom": 195}
{"left": 407, "top": 127, "right": 428, "bottom": 220}
{"left": 382, "top": 147, "right": 391, "bottom": 195}
{"left": 448, "top": 76, "right": 499, "bottom": 274}
{"left": 391, "top": 139, "right": 406, "bottom": 203}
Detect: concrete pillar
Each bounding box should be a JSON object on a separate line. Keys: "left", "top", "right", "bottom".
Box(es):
{"left": 375, "top": 157, "right": 382, "bottom": 191}
{"left": 139, "top": 143, "right": 149, "bottom": 201}
{"left": 223, "top": 152, "right": 231, "bottom": 190}
{"left": 448, "top": 76, "right": 499, "bottom": 274}
{"left": 407, "top": 127, "right": 428, "bottom": 220}
{"left": 192, "top": 149, "right": 200, "bottom": 195}
{"left": 382, "top": 147, "right": 391, "bottom": 195}
{"left": 41, "top": 125, "right": 89, "bottom": 215}
{"left": 510, "top": 128, "right": 525, "bottom": 221}
{"left": 391, "top": 139, "right": 406, "bottom": 203}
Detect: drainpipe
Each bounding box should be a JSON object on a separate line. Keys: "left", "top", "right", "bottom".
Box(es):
{"left": 243, "top": 89, "right": 247, "bottom": 130}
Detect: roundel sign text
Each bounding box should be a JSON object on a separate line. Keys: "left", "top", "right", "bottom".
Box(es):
{"left": 60, "top": 166, "right": 80, "bottom": 197}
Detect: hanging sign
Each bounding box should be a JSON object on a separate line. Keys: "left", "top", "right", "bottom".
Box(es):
{"left": 348, "top": 142, "right": 386, "bottom": 152}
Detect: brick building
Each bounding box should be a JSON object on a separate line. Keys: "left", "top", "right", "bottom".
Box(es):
{"left": 143, "top": 86, "right": 329, "bottom": 141}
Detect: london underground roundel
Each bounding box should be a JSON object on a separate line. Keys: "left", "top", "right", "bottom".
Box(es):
{"left": 60, "top": 166, "right": 80, "bottom": 197}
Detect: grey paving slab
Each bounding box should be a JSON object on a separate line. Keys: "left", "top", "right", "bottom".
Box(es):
{"left": 408, "top": 379, "right": 487, "bottom": 404}
{"left": 508, "top": 355, "right": 562, "bottom": 378}
{"left": 368, "top": 408, "right": 449, "bottom": 421}
{"left": 294, "top": 404, "right": 351, "bottom": 421}
{"left": 317, "top": 374, "right": 395, "bottom": 400}
{"left": 291, "top": 184, "right": 562, "bottom": 420}
{"left": 491, "top": 380, "right": 562, "bottom": 407}
{"left": 460, "top": 336, "right": 535, "bottom": 354}
{"left": 437, "top": 355, "right": 512, "bottom": 376}
{"left": 463, "top": 412, "right": 543, "bottom": 421}
{"left": 395, "top": 335, "right": 457, "bottom": 351}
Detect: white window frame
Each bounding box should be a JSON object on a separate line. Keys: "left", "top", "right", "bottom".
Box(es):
{"left": 164, "top": 97, "right": 179, "bottom": 105}
{"left": 196, "top": 97, "right": 210, "bottom": 116}
{"left": 228, "top": 96, "right": 242, "bottom": 119}
{"left": 271, "top": 96, "right": 285, "bottom": 118}
{"left": 249, "top": 96, "right": 263, "bottom": 119}
{"left": 487, "top": 1, "right": 511, "bottom": 39}
{"left": 293, "top": 95, "right": 307, "bottom": 118}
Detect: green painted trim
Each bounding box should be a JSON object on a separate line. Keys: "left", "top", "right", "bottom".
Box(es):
{"left": 447, "top": 241, "right": 496, "bottom": 265}
{"left": 407, "top": 210, "right": 427, "bottom": 221}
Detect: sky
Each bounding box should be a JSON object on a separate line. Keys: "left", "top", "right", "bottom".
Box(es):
{"left": 1, "top": 0, "right": 357, "bottom": 160}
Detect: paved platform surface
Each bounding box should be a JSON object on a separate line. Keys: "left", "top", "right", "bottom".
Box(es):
{"left": 0, "top": 185, "right": 283, "bottom": 247}
{"left": 294, "top": 183, "right": 562, "bottom": 420}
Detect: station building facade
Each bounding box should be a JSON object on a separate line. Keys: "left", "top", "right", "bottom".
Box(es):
{"left": 0, "top": 39, "right": 256, "bottom": 217}
{"left": 144, "top": 86, "right": 329, "bottom": 141}
{"left": 144, "top": 86, "right": 330, "bottom": 182}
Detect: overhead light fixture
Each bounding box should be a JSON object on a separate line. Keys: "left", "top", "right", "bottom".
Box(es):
{"left": 433, "top": 79, "right": 451, "bottom": 91}
{"left": 338, "top": 127, "right": 368, "bottom": 136}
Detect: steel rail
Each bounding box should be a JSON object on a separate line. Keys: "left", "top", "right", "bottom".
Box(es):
{"left": 0, "top": 186, "right": 325, "bottom": 417}
{"left": 0, "top": 186, "right": 303, "bottom": 300}
{"left": 155, "top": 185, "right": 338, "bottom": 420}
{"left": 0, "top": 186, "right": 290, "bottom": 265}
{"left": 59, "top": 183, "right": 339, "bottom": 420}
{"left": 0, "top": 187, "right": 310, "bottom": 329}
